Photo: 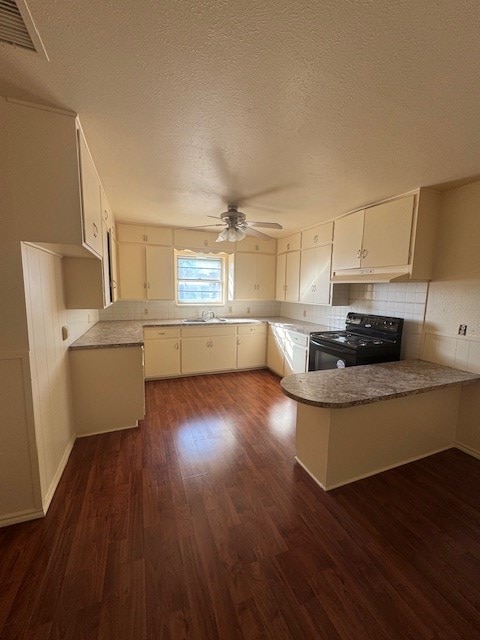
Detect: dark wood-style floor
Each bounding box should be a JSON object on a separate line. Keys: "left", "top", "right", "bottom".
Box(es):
{"left": 1, "top": 369, "right": 480, "bottom": 640}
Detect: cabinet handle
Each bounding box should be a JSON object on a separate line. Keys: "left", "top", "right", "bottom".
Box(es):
{"left": 313, "top": 235, "right": 318, "bottom": 244}
{"left": 147, "top": 282, "right": 150, "bottom": 289}
{"left": 144, "top": 282, "right": 147, "bottom": 290}
{"left": 92, "top": 222, "right": 98, "bottom": 238}
{"left": 144, "top": 234, "right": 148, "bottom": 242}
{"left": 237, "top": 338, "right": 241, "bottom": 345}
{"left": 111, "top": 280, "right": 117, "bottom": 289}
{"left": 362, "top": 249, "right": 368, "bottom": 258}
{"left": 175, "top": 342, "right": 179, "bottom": 350}
{"left": 287, "top": 243, "right": 290, "bottom": 250}
{"left": 356, "top": 249, "right": 361, "bottom": 258}
{"left": 157, "top": 332, "right": 165, "bottom": 335}
{"left": 255, "top": 244, "right": 259, "bottom": 251}
{"left": 103, "top": 209, "right": 109, "bottom": 221}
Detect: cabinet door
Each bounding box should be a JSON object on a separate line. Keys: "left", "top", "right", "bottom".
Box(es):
{"left": 146, "top": 245, "right": 174, "bottom": 299}
{"left": 284, "top": 343, "right": 308, "bottom": 376}
{"left": 236, "top": 236, "right": 277, "bottom": 254}
{"left": 302, "top": 222, "right": 333, "bottom": 250}
{"left": 78, "top": 129, "right": 103, "bottom": 256}
{"left": 234, "top": 252, "right": 257, "bottom": 299}
{"left": 299, "top": 248, "right": 316, "bottom": 304}
{"left": 210, "top": 335, "right": 237, "bottom": 371}
{"left": 118, "top": 244, "right": 146, "bottom": 299}
{"left": 361, "top": 196, "right": 414, "bottom": 268}
{"left": 117, "top": 224, "right": 146, "bottom": 243}
{"left": 145, "top": 226, "right": 173, "bottom": 245}
{"left": 332, "top": 210, "right": 364, "bottom": 271}
{"left": 237, "top": 333, "right": 267, "bottom": 369}
{"left": 256, "top": 253, "right": 276, "bottom": 300}
{"left": 275, "top": 252, "right": 286, "bottom": 301}
{"left": 181, "top": 337, "right": 210, "bottom": 374}
{"left": 312, "top": 244, "right": 332, "bottom": 305}
{"left": 267, "top": 326, "right": 285, "bottom": 376}
{"left": 285, "top": 251, "right": 300, "bottom": 302}
{"left": 174, "top": 229, "right": 217, "bottom": 249}
{"left": 277, "top": 233, "right": 301, "bottom": 253}
{"left": 144, "top": 338, "right": 180, "bottom": 378}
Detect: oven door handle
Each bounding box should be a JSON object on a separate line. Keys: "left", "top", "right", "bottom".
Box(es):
{"left": 309, "top": 338, "right": 353, "bottom": 356}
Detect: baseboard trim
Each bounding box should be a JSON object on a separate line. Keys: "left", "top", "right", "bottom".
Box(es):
{"left": 76, "top": 423, "right": 139, "bottom": 438}
{"left": 0, "top": 508, "right": 45, "bottom": 528}
{"left": 42, "top": 436, "right": 75, "bottom": 513}
{"left": 454, "top": 442, "right": 480, "bottom": 460}
{"left": 295, "top": 445, "right": 454, "bottom": 491}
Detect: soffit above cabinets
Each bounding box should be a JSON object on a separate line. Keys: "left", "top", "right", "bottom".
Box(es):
{"left": 1, "top": 1, "right": 480, "bottom": 232}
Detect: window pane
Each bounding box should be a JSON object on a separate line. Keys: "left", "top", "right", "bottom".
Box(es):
{"left": 176, "top": 254, "right": 225, "bottom": 304}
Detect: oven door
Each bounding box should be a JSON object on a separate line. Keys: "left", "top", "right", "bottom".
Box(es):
{"left": 308, "top": 337, "right": 357, "bottom": 371}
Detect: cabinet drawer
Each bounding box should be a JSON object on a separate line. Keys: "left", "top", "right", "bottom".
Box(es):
{"left": 181, "top": 325, "right": 237, "bottom": 338}
{"left": 237, "top": 323, "right": 267, "bottom": 335}
{"left": 277, "top": 233, "right": 301, "bottom": 254}
{"left": 285, "top": 330, "right": 309, "bottom": 347}
{"left": 144, "top": 327, "right": 180, "bottom": 340}
{"left": 302, "top": 222, "right": 333, "bottom": 250}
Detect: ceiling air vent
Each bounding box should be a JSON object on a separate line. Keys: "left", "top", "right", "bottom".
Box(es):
{"left": 0, "top": 0, "right": 48, "bottom": 58}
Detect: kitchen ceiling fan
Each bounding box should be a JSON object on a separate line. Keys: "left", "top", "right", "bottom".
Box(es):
{"left": 191, "top": 204, "right": 283, "bottom": 242}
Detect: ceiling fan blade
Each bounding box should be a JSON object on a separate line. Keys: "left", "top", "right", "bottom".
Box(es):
{"left": 178, "top": 224, "right": 226, "bottom": 230}
{"left": 243, "top": 227, "right": 275, "bottom": 240}
{"left": 247, "top": 221, "right": 283, "bottom": 229}
{"left": 236, "top": 184, "right": 294, "bottom": 205}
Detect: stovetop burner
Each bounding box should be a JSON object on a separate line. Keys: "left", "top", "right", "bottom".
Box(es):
{"left": 311, "top": 313, "right": 404, "bottom": 352}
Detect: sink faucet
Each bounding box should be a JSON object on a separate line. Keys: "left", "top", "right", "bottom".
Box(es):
{"left": 201, "top": 310, "right": 215, "bottom": 321}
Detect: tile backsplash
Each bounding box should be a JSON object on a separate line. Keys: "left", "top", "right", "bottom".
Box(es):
{"left": 281, "top": 282, "right": 428, "bottom": 359}
{"left": 99, "top": 282, "right": 428, "bottom": 359}
{"left": 99, "top": 299, "right": 281, "bottom": 321}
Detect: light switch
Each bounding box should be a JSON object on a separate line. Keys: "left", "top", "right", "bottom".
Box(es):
{"left": 62, "top": 325, "right": 69, "bottom": 341}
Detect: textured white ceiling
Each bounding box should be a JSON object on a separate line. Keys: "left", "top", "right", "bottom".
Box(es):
{"left": 2, "top": 1, "right": 480, "bottom": 235}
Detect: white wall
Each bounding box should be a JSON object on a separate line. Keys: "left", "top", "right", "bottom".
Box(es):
{"left": 21, "top": 243, "right": 98, "bottom": 509}
{"left": 421, "top": 180, "right": 480, "bottom": 456}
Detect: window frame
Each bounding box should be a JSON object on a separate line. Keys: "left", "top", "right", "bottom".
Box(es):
{"left": 175, "top": 250, "right": 227, "bottom": 306}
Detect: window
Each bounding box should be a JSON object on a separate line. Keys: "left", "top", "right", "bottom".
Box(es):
{"left": 176, "top": 252, "right": 225, "bottom": 305}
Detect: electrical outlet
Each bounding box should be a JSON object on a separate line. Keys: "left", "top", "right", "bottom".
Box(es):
{"left": 144, "top": 307, "right": 149, "bottom": 315}
{"left": 458, "top": 324, "right": 467, "bottom": 336}
{"left": 246, "top": 307, "right": 251, "bottom": 314}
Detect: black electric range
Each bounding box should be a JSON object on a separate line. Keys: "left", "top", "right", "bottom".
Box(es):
{"left": 308, "top": 312, "right": 404, "bottom": 371}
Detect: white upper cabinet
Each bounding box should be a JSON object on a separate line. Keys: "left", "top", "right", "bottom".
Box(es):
{"left": 299, "top": 244, "right": 332, "bottom": 305}
{"left": 276, "top": 251, "right": 300, "bottom": 302}
{"left": 277, "top": 233, "right": 301, "bottom": 254}
{"left": 117, "top": 244, "right": 174, "bottom": 300}
{"left": 0, "top": 98, "right": 112, "bottom": 258}
{"left": 301, "top": 222, "right": 333, "bottom": 250}
{"left": 117, "top": 223, "right": 173, "bottom": 245}
{"left": 173, "top": 228, "right": 230, "bottom": 251}
{"left": 331, "top": 191, "right": 438, "bottom": 281}
{"left": 235, "top": 236, "right": 277, "bottom": 254}
{"left": 331, "top": 210, "right": 365, "bottom": 271}
{"left": 77, "top": 128, "right": 103, "bottom": 256}
{"left": 234, "top": 252, "right": 276, "bottom": 300}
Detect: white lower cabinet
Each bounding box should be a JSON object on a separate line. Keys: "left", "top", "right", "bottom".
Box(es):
{"left": 144, "top": 327, "right": 181, "bottom": 378}
{"left": 236, "top": 324, "right": 267, "bottom": 369}
{"left": 267, "top": 325, "right": 286, "bottom": 376}
{"left": 267, "top": 325, "right": 309, "bottom": 376}
{"left": 181, "top": 325, "right": 237, "bottom": 374}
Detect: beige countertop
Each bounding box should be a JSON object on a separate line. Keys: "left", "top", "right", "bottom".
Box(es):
{"left": 280, "top": 360, "right": 480, "bottom": 408}
{"left": 70, "top": 317, "right": 331, "bottom": 350}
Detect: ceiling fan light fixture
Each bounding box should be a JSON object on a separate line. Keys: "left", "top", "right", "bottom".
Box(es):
{"left": 216, "top": 227, "right": 246, "bottom": 242}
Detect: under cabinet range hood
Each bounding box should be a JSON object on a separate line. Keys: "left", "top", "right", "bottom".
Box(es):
{"left": 330, "top": 269, "right": 411, "bottom": 284}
